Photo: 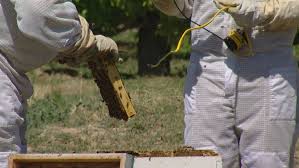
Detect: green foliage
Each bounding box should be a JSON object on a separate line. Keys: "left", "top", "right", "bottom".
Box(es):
{"left": 73, "top": 0, "right": 189, "bottom": 47}
{"left": 73, "top": 0, "right": 154, "bottom": 35}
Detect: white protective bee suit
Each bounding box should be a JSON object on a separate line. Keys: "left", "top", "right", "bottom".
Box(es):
{"left": 0, "top": 1, "right": 118, "bottom": 168}
{"left": 153, "top": 0, "right": 299, "bottom": 167}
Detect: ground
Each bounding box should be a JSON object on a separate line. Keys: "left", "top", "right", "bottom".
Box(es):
{"left": 26, "top": 58, "right": 188, "bottom": 153}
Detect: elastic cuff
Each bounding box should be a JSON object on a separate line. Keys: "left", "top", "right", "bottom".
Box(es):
{"left": 57, "top": 15, "right": 97, "bottom": 66}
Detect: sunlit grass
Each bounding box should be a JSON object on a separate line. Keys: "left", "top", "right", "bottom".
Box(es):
{"left": 27, "top": 58, "right": 187, "bottom": 153}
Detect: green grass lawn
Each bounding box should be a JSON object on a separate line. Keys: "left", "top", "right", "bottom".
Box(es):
{"left": 26, "top": 58, "right": 188, "bottom": 153}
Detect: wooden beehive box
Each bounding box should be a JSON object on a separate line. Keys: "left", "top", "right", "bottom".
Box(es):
{"left": 9, "top": 154, "right": 133, "bottom": 168}
{"left": 9, "top": 150, "right": 222, "bottom": 168}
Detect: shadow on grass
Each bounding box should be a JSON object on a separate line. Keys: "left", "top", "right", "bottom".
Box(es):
{"left": 43, "top": 68, "right": 79, "bottom": 77}
{"left": 43, "top": 67, "right": 138, "bottom": 80}
{"left": 119, "top": 73, "right": 137, "bottom": 80}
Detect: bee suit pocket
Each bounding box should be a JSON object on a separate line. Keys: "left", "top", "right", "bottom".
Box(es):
{"left": 269, "top": 67, "right": 297, "bottom": 121}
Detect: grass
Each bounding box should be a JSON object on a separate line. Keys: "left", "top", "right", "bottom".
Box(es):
{"left": 26, "top": 29, "right": 190, "bottom": 153}
{"left": 26, "top": 57, "right": 188, "bottom": 153}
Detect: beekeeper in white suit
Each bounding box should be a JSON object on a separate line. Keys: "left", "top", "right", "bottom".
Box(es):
{"left": 153, "top": 0, "right": 299, "bottom": 167}
{"left": 0, "top": 0, "right": 118, "bottom": 168}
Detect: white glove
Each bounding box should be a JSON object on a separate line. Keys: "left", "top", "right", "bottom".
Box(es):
{"left": 214, "top": 0, "right": 299, "bottom": 31}
{"left": 95, "top": 35, "right": 119, "bottom": 62}
{"left": 214, "top": 0, "right": 265, "bottom": 28}
{"left": 152, "top": 0, "right": 185, "bottom": 16}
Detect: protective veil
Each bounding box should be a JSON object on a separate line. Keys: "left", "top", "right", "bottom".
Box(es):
{"left": 153, "top": 0, "right": 298, "bottom": 167}
{"left": 214, "top": 0, "right": 299, "bottom": 31}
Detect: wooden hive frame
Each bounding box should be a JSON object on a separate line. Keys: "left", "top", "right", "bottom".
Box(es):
{"left": 9, "top": 154, "right": 133, "bottom": 168}
{"left": 88, "top": 55, "right": 136, "bottom": 121}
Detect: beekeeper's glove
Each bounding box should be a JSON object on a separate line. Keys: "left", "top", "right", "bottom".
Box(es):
{"left": 57, "top": 16, "right": 118, "bottom": 66}
{"left": 214, "top": 0, "right": 299, "bottom": 31}
{"left": 95, "top": 35, "right": 119, "bottom": 62}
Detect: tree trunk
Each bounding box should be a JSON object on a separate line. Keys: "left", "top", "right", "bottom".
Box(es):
{"left": 294, "top": 33, "right": 299, "bottom": 45}
{"left": 137, "top": 12, "right": 170, "bottom": 76}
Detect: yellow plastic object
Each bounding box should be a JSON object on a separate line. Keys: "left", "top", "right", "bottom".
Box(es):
{"left": 225, "top": 29, "right": 253, "bottom": 56}
{"left": 228, "top": 30, "right": 243, "bottom": 50}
